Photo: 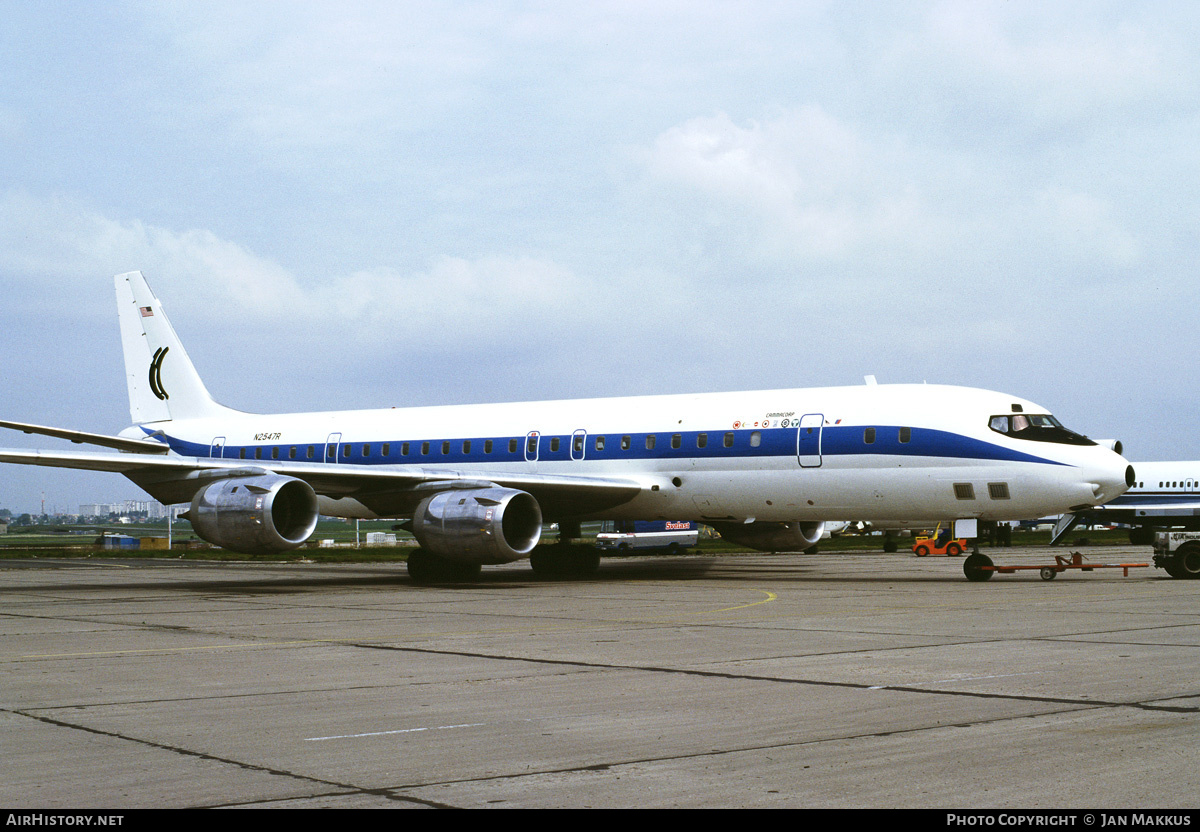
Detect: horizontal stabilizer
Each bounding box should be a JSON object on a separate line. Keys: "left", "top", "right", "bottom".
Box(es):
{"left": 0, "top": 419, "right": 169, "bottom": 454}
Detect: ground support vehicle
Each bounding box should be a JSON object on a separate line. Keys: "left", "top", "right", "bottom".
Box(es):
{"left": 962, "top": 550, "right": 1148, "bottom": 582}
{"left": 595, "top": 520, "right": 699, "bottom": 552}
{"left": 1152, "top": 531, "right": 1200, "bottom": 579}
{"left": 912, "top": 528, "right": 967, "bottom": 557}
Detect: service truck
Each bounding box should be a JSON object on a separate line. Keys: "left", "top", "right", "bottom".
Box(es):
{"left": 1151, "top": 531, "right": 1200, "bottom": 579}
{"left": 595, "top": 520, "right": 699, "bottom": 551}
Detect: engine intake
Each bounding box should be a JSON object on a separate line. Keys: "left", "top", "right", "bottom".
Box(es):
{"left": 412, "top": 487, "right": 543, "bottom": 564}
{"left": 711, "top": 520, "right": 825, "bottom": 552}
{"left": 186, "top": 474, "right": 319, "bottom": 554}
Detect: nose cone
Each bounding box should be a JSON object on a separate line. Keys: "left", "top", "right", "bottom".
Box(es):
{"left": 1088, "top": 453, "right": 1134, "bottom": 506}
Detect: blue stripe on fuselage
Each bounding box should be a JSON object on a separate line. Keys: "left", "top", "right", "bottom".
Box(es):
{"left": 145, "top": 423, "right": 1067, "bottom": 468}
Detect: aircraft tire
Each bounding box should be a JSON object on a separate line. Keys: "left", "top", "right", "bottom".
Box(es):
{"left": 406, "top": 549, "right": 481, "bottom": 583}
{"left": 963, "top": 552, "right": 994, "bottom": 582}
{"left": 883, "top": 539, "right": 898, "bottom": 553}
{"left": 406, "top": 549, "right": 438, "bottom": 583}
{"left": 1040, "top": 567, "right": 1057, "bottom": 581}
{"left": 530, "top": 545, "right": 599, "bottom": 578}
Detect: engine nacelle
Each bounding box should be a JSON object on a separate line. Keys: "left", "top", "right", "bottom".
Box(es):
{"left": 1095, "top": 439, "right": 1124, "bottom": 456}
{"left": 412, "top": 487, "right": 543, "bottom": 564}
{"left": 711, "top": 520, "right": 825, "bottom": 552}
{"left": 187, "top": 474, "right": 319, "bottom": 554}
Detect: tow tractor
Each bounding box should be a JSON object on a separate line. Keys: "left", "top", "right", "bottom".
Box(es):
{"left": 962, "top": 551, "right": 1149, "bottom": 582}
{"left": 1151, "top": 532, "right": 1200, "bottom": 579}
{"left": 912, "top": 524, "right": 967, "bottom": 557}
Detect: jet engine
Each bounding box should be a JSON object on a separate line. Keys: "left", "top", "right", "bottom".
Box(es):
{"left": 185, "top": 474, "right": 319, "bottom": 554}
{"left": 711, "top": 520, "right": 825, "bottom": 552}
{"left": 1095, "top": 439, "right": 1124, "bottom": 456}
{"left": 411, "top": 487, "right": 543, "bottom": 564}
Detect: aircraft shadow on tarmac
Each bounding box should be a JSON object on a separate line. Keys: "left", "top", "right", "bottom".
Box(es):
{"left": 0, "top": 552, "right": 1017, "bottom": 594}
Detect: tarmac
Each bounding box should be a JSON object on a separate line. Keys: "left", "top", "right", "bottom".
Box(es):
{"left": 1, "top": 545, "right": 1196, "bottom": 809}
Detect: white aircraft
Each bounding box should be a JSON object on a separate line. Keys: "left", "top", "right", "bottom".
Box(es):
{"left": 0, "top": 272, "right": 1134, "bottom": 581}
{"left": 1052, "top": 460, "right": 1200, "bottom": 553}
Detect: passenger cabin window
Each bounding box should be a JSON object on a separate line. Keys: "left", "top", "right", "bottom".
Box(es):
{"left": 462, "top": 440, "right": 471, "bottom": 454}
{"left": 671, "top": 434, "right": 681, "bottom": 449}
{"left": 382, "top": 443, "right": 390, "bottom": 456}
{"left": 750, "top": 431, "right": 762, "bottom": 448}
{"left": 401, "top": 442, "right": 409, "bottom": 456}
{"left": 421, "top": 442, "right": 430, "bottom": 455}
{"left": 342, "top": 446, "right": 350, "bottom": 458}
{"left": 551, "top": 437, "right": 561, "bottom": 452}
{"left": 646, "top": 435, "right": 656, "bottom": 450}
{"left": 987, "top": 413, "right": 1095, "bottom": 446}
{"left": 363, "top": 444, "right": 370, "bottom": 457}
{"left": 898, "top": 427, "right": 911, "bottom": 444}
{"left": 306, "top": 446, "right": 314, "bottom": 459}
{"left": 485, "top": 439, "right": 493, "bottom": 454}
{"left": 724, "top": 432, "right": 734, "bottom": 448}
{"left": 441, "top": 441, "right": 450, "bottom": 454}
{"left": 697, "top": 433, "right": 707, "bottom": 449}
{"left": 526, "top": 435, "right": 537, "bottom": 455}
{"left": 864, "top": 427, "right": 876, "bottom": 444}
{"left": 595, "top": 436, "right": 605, "bottom": 451}
{"left": 621, "top": 435, "right": 631, "bottom": 450}
{"left": 255, "top": 448, "right": 262, "bottom": 459}
{"left": 573, "top": 435, "right": 584, "bottom": 454}
{"left": 509, "top": 438, "right": 518, "bottom": 453}
{"left": 288, "top": 447, "right": 296, "bottom": 459}
{"left": 271, "top": 447, "right": 279, "bottom": 459}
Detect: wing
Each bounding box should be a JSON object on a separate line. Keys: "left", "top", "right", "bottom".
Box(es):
{"left": 0, "top": 446, "right": 643, "bottom": 518}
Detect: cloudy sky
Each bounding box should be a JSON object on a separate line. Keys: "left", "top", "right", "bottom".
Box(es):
{"left": 2, "top": 2, "right": 1198, "bottom": 514}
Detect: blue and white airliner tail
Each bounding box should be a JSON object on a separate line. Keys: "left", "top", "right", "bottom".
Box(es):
{"left": 0, "top": 271, "right": 1134, "bottom": 581}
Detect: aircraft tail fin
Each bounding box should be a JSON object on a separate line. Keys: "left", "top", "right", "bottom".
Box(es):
{"left": 114, "top": 271, "right": 231, "bottom": 424}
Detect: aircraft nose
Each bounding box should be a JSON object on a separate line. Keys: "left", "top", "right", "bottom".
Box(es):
{"left": 1089, "top": 458, "right": 1134, "bottom": 505}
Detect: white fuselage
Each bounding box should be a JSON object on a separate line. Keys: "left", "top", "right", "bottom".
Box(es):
{"left": 137, "top": 383, "right": 1131, "bottom": 525}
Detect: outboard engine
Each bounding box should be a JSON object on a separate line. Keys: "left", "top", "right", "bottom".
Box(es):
{"left": 185, "top": 474, "right": 319, "bottom": 554}
{"left": 711, "top": 520, "right": 825, "bottom": 552}
{"left": 412, "top": 487, "right": 543, "bottom": 564}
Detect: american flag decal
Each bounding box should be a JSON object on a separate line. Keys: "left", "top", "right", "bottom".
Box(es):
{"left": 139, "top": 306, "right": 154, "bottom": 317}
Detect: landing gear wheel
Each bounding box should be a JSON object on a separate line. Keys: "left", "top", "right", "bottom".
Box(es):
{"left": 406, "top": 549, "right": 481, "bottom": 583}
{"left": 963, "top": 552, "right": 994, "bottom": 582}
{"left": 530, "top": 545, "right": 601, "bottom": 578}
{"left": 1039, "top": 567, "right": 1057, "bottom": 581}
{"left": 405, "top": 549, "right": 437, "bottom": 583}
{"left": 883, "top": 538, "right": 898, "bottom": 553}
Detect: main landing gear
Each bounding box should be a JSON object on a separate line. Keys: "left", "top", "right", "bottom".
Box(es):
{"left": 405, "top": 549, "right": 482, "bottom": 583}
{"left": 529, "top": 520, "right": 602, "bottom": 578}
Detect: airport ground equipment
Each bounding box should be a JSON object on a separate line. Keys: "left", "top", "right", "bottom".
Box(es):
{"left": 962, "top": 550, "right": 1148, "bottom": 582}
{"left": 1151, "top": 531, "right": 1200, "bottom": 579}
{"left": 912, "top": 524, "right": 967, "bottom": 556}
{"left": 595, "top": 520, "right": 699, "bottom": 552}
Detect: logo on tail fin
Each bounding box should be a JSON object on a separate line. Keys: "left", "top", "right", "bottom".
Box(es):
{"left": 149, "top": 347, "right": 169, "bottom": 401}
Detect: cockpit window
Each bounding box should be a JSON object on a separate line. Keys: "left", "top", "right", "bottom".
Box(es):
{"left": 988, "top": 414, "right": 1096, "bottom": 446}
